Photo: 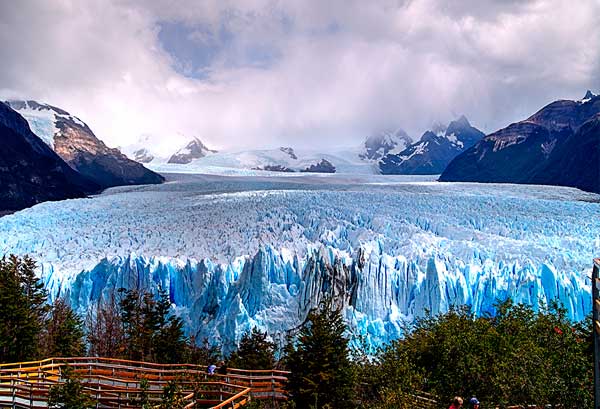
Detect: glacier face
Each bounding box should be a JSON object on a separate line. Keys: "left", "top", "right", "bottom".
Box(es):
{"left": 0, "top": 173, "right": 598, "bottom": 352}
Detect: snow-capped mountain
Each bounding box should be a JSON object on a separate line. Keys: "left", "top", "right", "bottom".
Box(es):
{"left": 359, "top": 129, "right": 412, "bottom": 161}
{"left": 380, "top": 116, "right": 485, "bottom": 174}
{"left": 167, "top": 137, "right": 218, "bottom": 164}
{"left": 149, "top": 146, "right": 379, "bottom": 175}
{"left": 131, "top": 148, "right": 155, "bottom": 163}
{"left": 0, "top": 102, "right": 98, "bottom": 211}
{"left": 5, "top": 100, "right": 164, "bottom": 188}
{"left": 440, "top": 91, "right": 600, "bottom": 193}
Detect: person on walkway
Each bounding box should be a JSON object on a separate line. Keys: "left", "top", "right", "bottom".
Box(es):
{"left": 449, "top": 396, "right": 463, "bottom": 409}
{"left": 469, "top": 397, "right": 480, "bottom": 409}
{"left": 207, "top": 363, "right": 217, "bottom": 375}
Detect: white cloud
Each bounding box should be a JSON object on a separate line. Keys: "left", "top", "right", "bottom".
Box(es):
{"left": 1, "top": 0, "right": 599, "bottom": 154}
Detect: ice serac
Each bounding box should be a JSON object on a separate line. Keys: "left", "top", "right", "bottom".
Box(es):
{"left": 5, "top": 100, "right": 164, "bottom": 188}
{"left": 441, "top": 92, "right": 600, "bottom": 193}
{"left": 63, "top": 242, "right": 590, "bottom": 353}
{"left": 2, "top": 175, "right": 595, "bottom": 352}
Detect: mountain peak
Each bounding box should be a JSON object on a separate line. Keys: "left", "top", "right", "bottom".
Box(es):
{"left": 167, "top": 137, "right": 217, "bottom": 164}
{"left": 360, "top": 128, "right": 412, "bottom": 160}
{"left": 583, "top": 90, "right": 597, "bottom": 101}
{"left": 451, "top": 115, "right": 470, "bottom": 128}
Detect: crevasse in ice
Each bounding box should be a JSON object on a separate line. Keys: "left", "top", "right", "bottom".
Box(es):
{"left": 0, "top": 174, "right": 597, "bottom": 352}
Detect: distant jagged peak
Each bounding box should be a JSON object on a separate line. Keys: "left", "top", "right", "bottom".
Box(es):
{"left": 360, "top": 128, "right": 412, "bottom": 160}
{"left": 448, "top": 114, "right": 471, "bottom": 129}
{"left": 431, "top": 121, "right": 447, "bottom": 137}
{"left": 581, "top": 90, "right": 598, "bottom": 103}
{"left": 167, "top": 137, "right": 217, "bottom": 164}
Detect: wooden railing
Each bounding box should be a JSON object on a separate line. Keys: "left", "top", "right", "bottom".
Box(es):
{"left": 0, "top": 357, "right": 288, "bottom": 408}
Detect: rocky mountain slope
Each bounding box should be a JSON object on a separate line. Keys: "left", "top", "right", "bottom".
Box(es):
{"left": 380, "top": 116, "right": 485, "bottom": 174}
{"left": 0, "top": 102, "right": 99, "bottom": 211}
{"left": 5, "top": 100, "right": 164, "bottom": 188}
{"left": 440, "top": 92, "right": 600, "bottom": 193}
{"left": 359, "top": 129, "right": 412, "bottom": 161}
{"left": 168, "top": 137, "right": 217, "bottom": 164}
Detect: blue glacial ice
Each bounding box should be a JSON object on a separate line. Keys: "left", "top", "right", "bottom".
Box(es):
{"left": 0, "top": 173, "right": 598, "bottom": 352}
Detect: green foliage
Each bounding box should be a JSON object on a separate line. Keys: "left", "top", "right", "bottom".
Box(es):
{"left": 0, "top": 255, "right": 48, "bottom": 362}
{"left": 159, "top": 380, "right": 185, "bottom": 409}
{"left": 48, "top": 365, "right": 96, "bottom": 408}
{"left": 228, "top": 328, "right": 276, "bottom": 369}
{"left": 184, "top": 336, "right": 222, "bottom": 365}
{"left": 42, "top": 298, "right": 85, "bottom": 357}
{"left": 119, "top": 288, "right": 187, "bottom": 363}
{"left": 286, "top": 300, "right": 356, "bottom": 409}
{"left": 365, "top": 299, "right": 593, "bottom": 408}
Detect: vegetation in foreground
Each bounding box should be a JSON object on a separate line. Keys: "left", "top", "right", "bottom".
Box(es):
{"left": 0, "top": 255, "right": 593, "bottom": 408}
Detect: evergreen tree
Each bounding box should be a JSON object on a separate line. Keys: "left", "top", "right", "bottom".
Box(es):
{"left": 42, "top": 298, "right": 85, "bottom": 357}
{"left": 0, "top": 255, "right": 48, "bottom": 362}
{"left": 153, "top": 289, "right": 187, "bottom": 363}
{"left": 286, "top": 300, "right": 356, "bottom": 409}
{"left": 48, "top": 365, "right": 96, "bottom": 408}
{"left": 119, "top": 288, "right": 187, "bottom": 363}
{"left": 183, "top": 337, "right": 222, "bottom": 365}
{"left": 228, "top": 328, "right": 276, "bottom": 369}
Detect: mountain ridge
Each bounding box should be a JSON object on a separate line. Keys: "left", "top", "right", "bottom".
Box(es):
{"left": 440, "top": 91, "right": 600, "bottom": 193}
{"left": 5, "top": 100, "right": 164, "bottom": 189}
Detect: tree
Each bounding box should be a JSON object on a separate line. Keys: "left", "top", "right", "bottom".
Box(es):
{"left": 86, "top": 294, "right": 126, "bottom": 358}
{"left": 183, "top": 336, "right": 222, "bottom": 365}
{"left": 0, "top": 255, "right": 48, "bottom": 362}
{"left": 228, "top": 328, "right": 276, "bottom": 369}
{"left": 48, "top": 365, "right": 96, "bottom": 408}
{"left": 153, "top": 288, "right": 187, "bottom": 364}
{"left": 42, "top": 298, "right": 85, "bottom": 357}
{"left": 286, "top": 300, "right": 356, "bottom": 408}
{"left": 368, "top": 299, "right": 593, "bottom": 408}
{"left": 119, "top": 288, "right": 187, "bottom": 363}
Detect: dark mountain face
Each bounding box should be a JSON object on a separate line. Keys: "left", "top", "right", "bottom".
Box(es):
{"left": 301, "top": 159, "right": 336, "bottom": 173}
{"left": 5, "top": 100, "right": 164, "bottom": 189}
{"left": 533, "top": 115, "right": 600, "bottom": 193}
{"left": 440, "top": 92, "right": 600, "bottom": 193}
{"left": 167, "top": 138, "right": 217, "bottom": 164}
{"left": 360, "top": 129, "right": 412, "bottom": 161}
{"left": 379, "top": 116, "right": 485, "bottom": 175}
{"left": 0, "top": 102, "right": 99, "bottom": 211}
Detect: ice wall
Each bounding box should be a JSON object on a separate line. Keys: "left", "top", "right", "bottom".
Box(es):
{"left": 60, "top": 242, "right": 590, "bottom": 353}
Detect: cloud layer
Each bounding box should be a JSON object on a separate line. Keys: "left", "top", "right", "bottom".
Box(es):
{"left": 1, "top": 0, "right": 599, "bottom": 152}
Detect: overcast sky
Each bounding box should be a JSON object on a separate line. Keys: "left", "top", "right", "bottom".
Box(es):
{"left": 1, "top": 0, "right": 599, "bottom": 152}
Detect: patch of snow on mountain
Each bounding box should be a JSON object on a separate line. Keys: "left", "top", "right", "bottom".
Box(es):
{"left": 12, "top": 104, "right": 58, "bottom": 147}
{"left": 149, "top": 147, "right": 379, "bottom": 175}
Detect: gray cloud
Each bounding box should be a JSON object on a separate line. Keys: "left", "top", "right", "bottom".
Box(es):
{"left": 1, "top": 0, "right": 599, "bottom": 152}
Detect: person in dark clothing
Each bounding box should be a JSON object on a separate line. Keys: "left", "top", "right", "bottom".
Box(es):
{"left": 469, "top": 397, "right": 480, "bottom": 409}
{"left": 217, "top": 360, "right": 228, "bottom": 375}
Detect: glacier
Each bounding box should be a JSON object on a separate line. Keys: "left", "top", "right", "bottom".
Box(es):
{"left": 0, "top": 173, "right": 598, "bottom": 352}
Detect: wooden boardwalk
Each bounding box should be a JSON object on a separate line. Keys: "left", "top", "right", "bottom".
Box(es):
{"left": 0, "top": 357, "right": 289, "bottom": 408}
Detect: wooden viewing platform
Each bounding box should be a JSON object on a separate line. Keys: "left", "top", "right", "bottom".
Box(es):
{"left": 0, "top": 357, "right": 289, "bottom": 408}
